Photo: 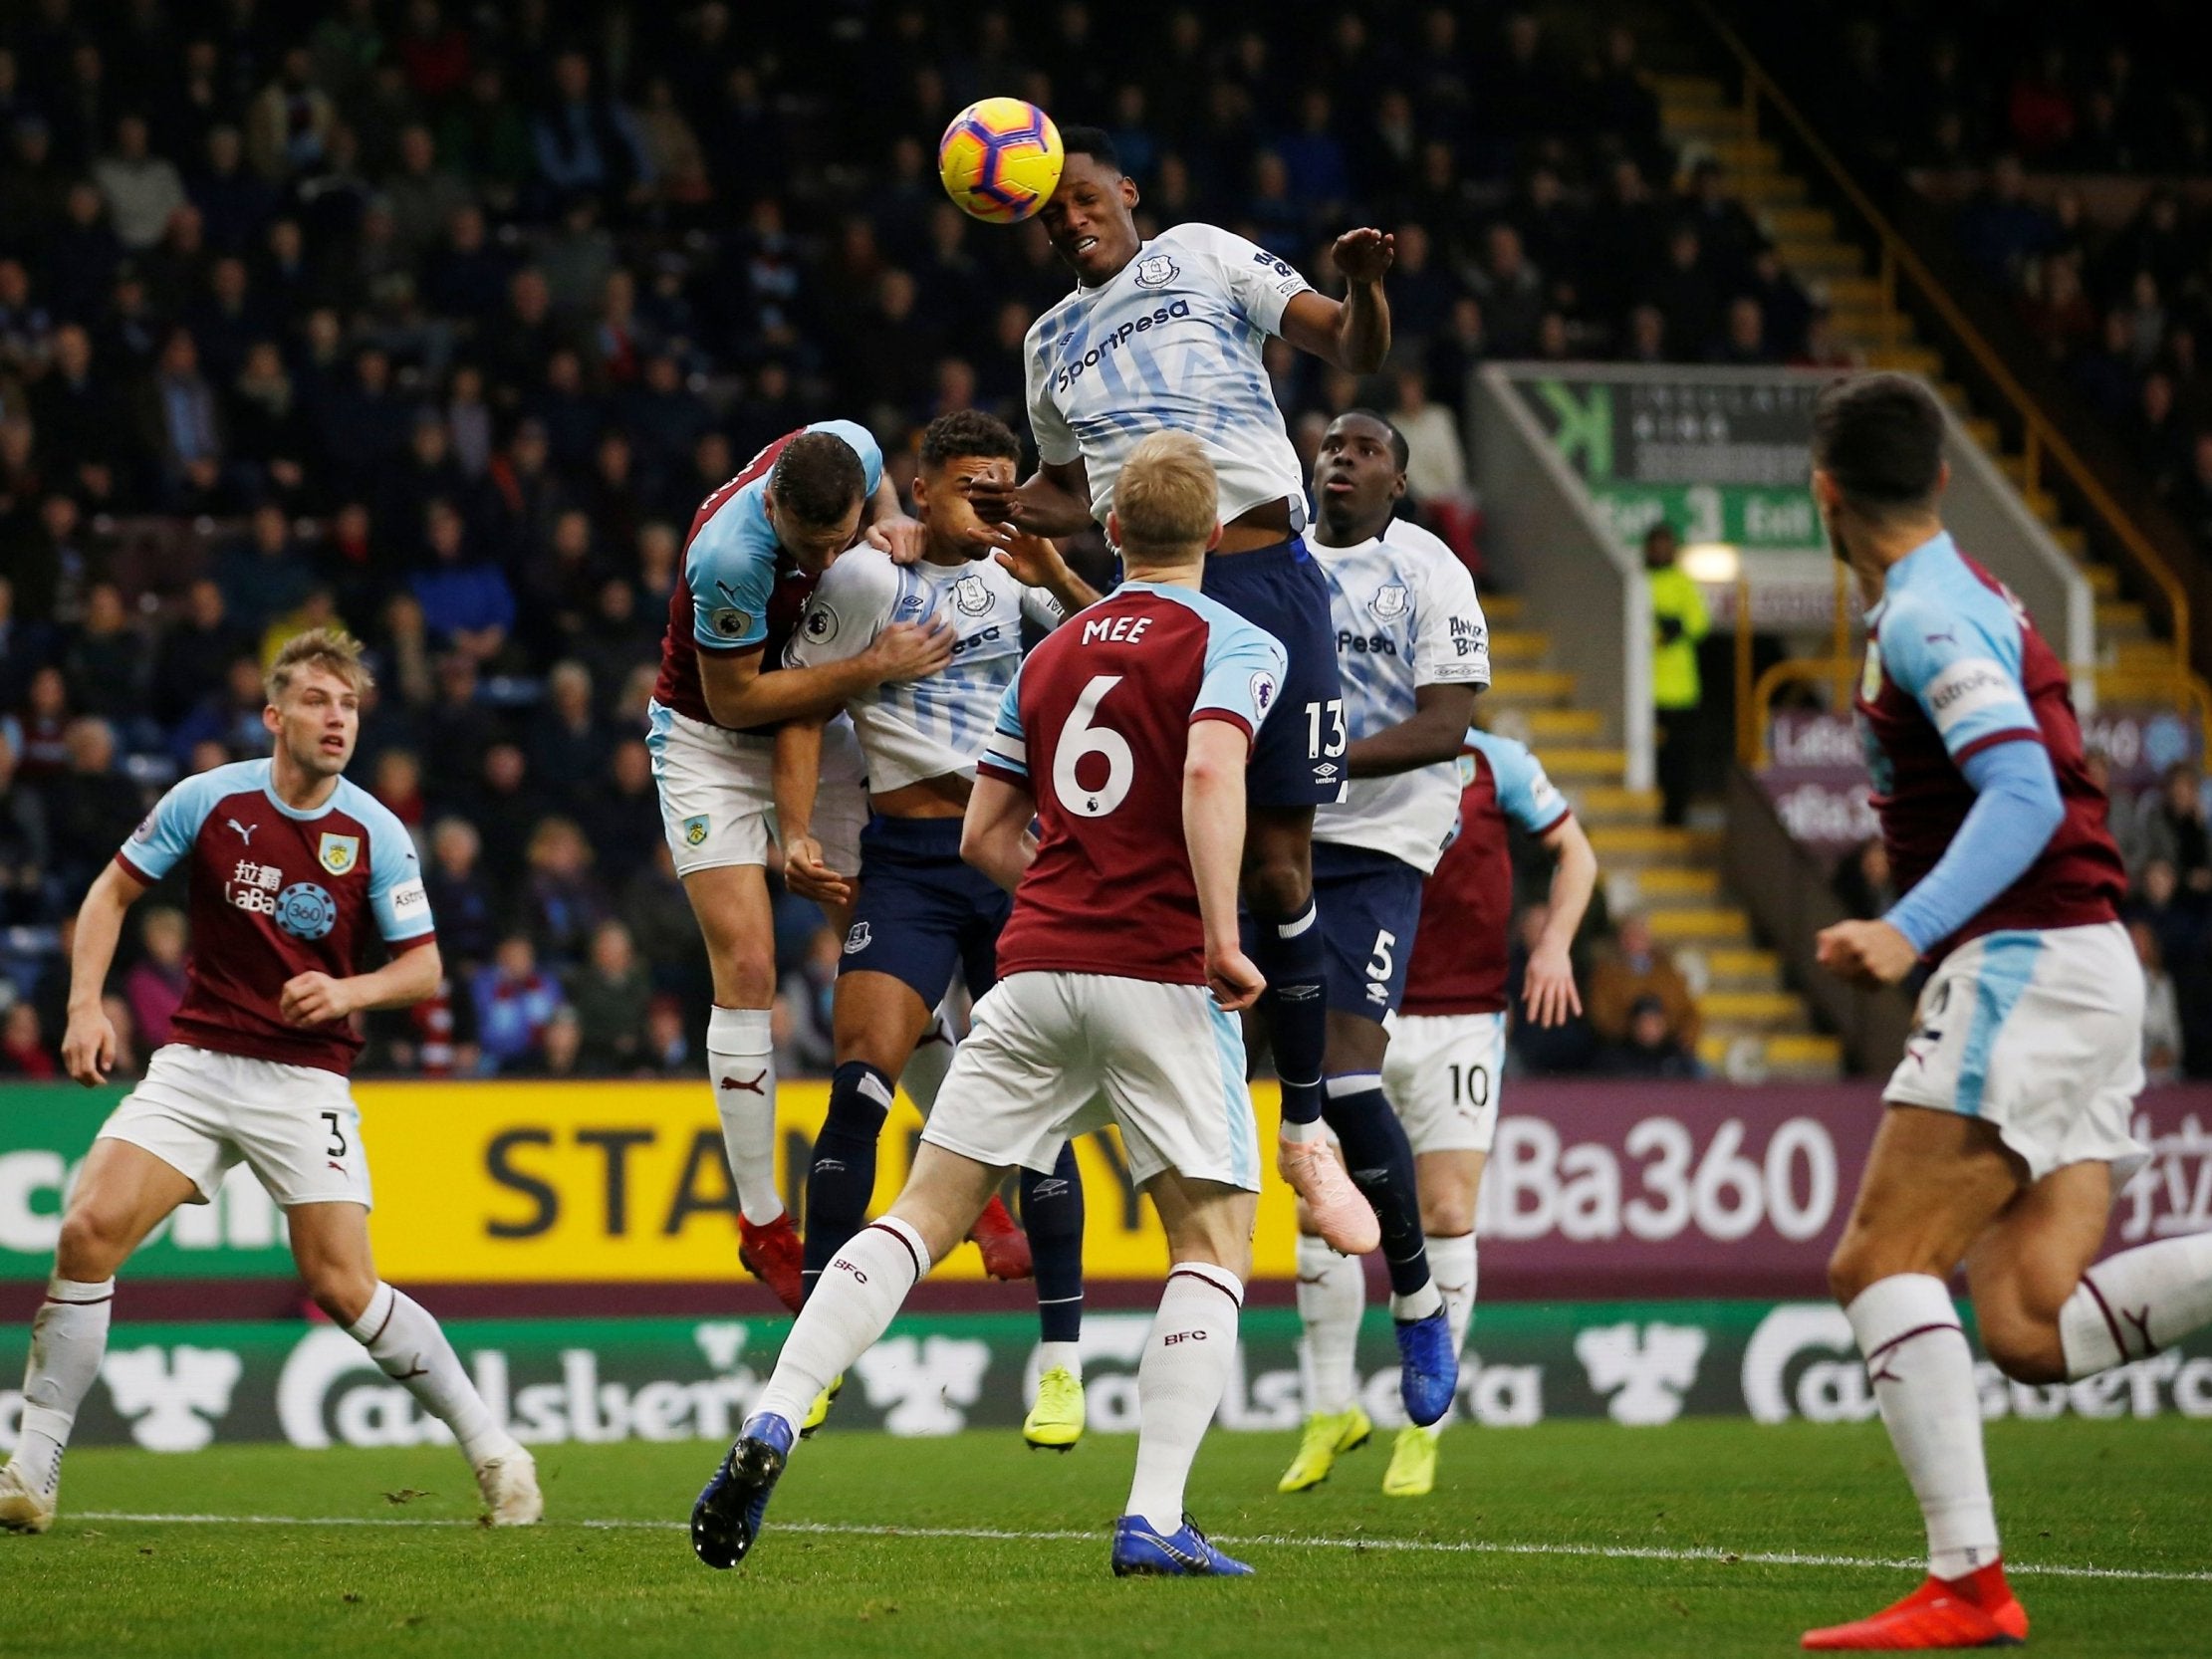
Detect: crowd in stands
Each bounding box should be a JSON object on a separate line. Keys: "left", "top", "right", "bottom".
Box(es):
{"left": 1764, "top": 7, "right": 2212, "bottom": 585}
{"left": 0, "top": 0, "right": 1839, "bottom": 1079}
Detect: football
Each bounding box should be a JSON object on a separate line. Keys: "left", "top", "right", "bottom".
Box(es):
{"left": 937, "top": 97, "right": 1065, "bottom": 223}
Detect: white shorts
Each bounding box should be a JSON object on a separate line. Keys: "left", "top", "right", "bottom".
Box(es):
{"left": 921, "top": 971, "right": 1262, "bottom": 1191}
{"left": 1382, "top": 1011, "right": 1507, "bottom": 1155}
{"left": 1884, "top": 921, "right": 2147, "bottom": 1184}
{"left": 647, "top": 700, "right": 867, "bottom": 879}
{"left": 97, "top": 1044, "right": 372, "bottom": 1209}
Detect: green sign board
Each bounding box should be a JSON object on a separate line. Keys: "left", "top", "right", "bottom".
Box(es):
{"left": 7, "top": 1303, "right": 2209, "bottom": 1450}
{"left": 0, "top": 1085, "right": 295, "bottom": 1279}
{"left": 1514, "top": 374, "right": 1824, "bottom": 549}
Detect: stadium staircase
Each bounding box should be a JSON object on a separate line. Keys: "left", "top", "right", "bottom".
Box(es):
{"left": 1481, "top": 593, "right": 1844, "bottom": 1080}
{"left": 1648, "top": 70, "right": 2177, "bottom": 706}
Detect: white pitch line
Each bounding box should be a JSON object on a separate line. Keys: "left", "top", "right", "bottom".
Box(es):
{"left": 68, "top": 1513, "right": 2212, "bottom": 1585}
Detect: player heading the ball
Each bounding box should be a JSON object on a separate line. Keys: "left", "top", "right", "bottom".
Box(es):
{"left": 692, "top": 433, "right": 1284, "bottom": 1579}
{"left": 965, "top": 122, "right": 1394, "bottom": 1260}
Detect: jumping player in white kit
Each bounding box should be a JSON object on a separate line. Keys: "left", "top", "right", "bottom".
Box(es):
{"left": 691, "top": 433, "right": 1285, "bottom": 1578}
{"left": 646, "top": 420, "right": 953, "bottom": 1311}
{"left": 0, "top": 631, "right": 541, "bottom": 1533}
{"left": 1801, "top": 374, "right": 2212, "bottom": 1650}
{"left": 966, "top": 126, "right": 1393, "bottom": 1260}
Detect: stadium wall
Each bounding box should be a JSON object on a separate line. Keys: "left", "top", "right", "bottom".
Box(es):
{"left": 3, "top": 1082, "right": 2205, "bottom": 1446}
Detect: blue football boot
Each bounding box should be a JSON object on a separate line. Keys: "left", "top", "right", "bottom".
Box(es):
{"left": 1394, "top": 1309, "right": 1458, "bottom": 1427}
{"left": 1109, "top": 1514, "right": 1255, "bottom": 1577}
{"left": 690, "top": 1411, "right": 795, "bottom": 1569}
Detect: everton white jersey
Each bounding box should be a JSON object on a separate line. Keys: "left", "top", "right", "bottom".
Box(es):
{"left": 786, "top": 547, "right": 1065, "bottom": 794}
{"left": 1311, "top": 518, "right": 1491, "bottom": 871}
{"left": 1025, "top": 223, "right": 1313, "bottom": 530}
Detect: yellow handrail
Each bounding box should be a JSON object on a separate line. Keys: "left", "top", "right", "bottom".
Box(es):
{"left": 1698, "top": 1, "right": 2192, "bottom": 687}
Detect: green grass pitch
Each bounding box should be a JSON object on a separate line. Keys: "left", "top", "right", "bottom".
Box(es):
{"left": 6, "top": 1419, "right": 2207, "bottom": 1658}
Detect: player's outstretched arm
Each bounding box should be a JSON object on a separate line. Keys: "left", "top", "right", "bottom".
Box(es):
{"left": 1280, "top": 229, "right": 1394, "bottom": 374}
{"left": 1344, "top": 682, "right": 1477, "bottom": 779}
{"left": 1184, "top": 719, "right": 1265, "bottom": 1012}
{"left": 989, "top": 527, "right": 1103, "bottom": 615}
{"left": 967, "top": 457, "right": 1095, "bottom": 542}
{"left": 1524, "top": 816, "right": 1598, "bottom": 1028}
{"left": 960, "top": 773, "right": 1040, "bottom": 893}
{"left": 773, "top": 719, "right": 852, "bottom": 907}
{"left": 61, "top": 861, "right": 146, "bottom": 1085}
{"left": 698, "top": 619, "right": 955, "bottom": 730}
{"left": 279, "top": 939, "right": 442, "bottom": 1029}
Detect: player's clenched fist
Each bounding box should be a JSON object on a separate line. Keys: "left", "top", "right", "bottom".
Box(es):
{"left": 60, "top": 1006, "right": 119, "bottom": 1086}
{"left": 280, "top": 971, "right": 359, "bottom": 1027}
{"left": 1206, "top": 942, "right": 1266, "bottom": 1013}
{"left": 783, "top": 833, "right": 854, "bottom": 907}
{"left": 1815, "top": 918, "right": 1917, "bottom": 987}
{"left": 1331, "top": 227, "right": 1395, "bottom": 285}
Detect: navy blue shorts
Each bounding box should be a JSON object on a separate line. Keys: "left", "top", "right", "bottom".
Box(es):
{"left": 838, "top": 816, "right": 1010, "bottom": 1005}
{"left": 1310, "top": 841, "right": 1426, "bottom": 1023}
{"left": 1200, "top": 539, "right": 1346, "bottom": 808}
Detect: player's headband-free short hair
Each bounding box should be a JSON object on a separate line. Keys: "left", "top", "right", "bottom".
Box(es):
{"left": 1113, "top": 431, "right": 1219, "bottom": 561}
{"left": 1057, "top": 124, "right": 1121, "bottom": 174}
{"left": 1339, "top": 406, "right": 1411, "bottom": 471}
{"left": 266, "top": 627, "right": 373, "bottom": 701}
{"left": 919, "top": 409, "right": 1022, "bottom": 470}
{"left": 769, "top": 430, "right": 868, "bottom": 528}
{"left": 1811, "top": 371, "right": 1945, "bottom": 514}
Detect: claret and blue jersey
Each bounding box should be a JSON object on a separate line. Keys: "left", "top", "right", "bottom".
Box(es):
{"left": 979, "top": 582, "right": 1286, "bottom": 987}
{"left": 650, "top": 419, "right": 883, "bottom": 730}
{"left": 114, "top": 759, "right": 434, "bottom": 1074}
{"left": 1855, "top": 531, "right": 2124, "bottom": 957}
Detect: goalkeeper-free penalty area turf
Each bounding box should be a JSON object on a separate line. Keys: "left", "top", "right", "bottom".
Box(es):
{"left": 6, "top": 1419, "right": 2207, "bottom": 1658}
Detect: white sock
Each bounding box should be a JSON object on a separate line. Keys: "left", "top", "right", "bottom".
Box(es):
{"left": 2059, "top": 1234, "right": 2212, "bottom": 1378}
{"left": 899, "top": 1007, "right": 957, "bottom": 1117}
{"left": 8, "top": 1277, "right": 113, "bottom": 1499}
{"left": 1037, "top": 1339, "right": 1083, "bottom": 1381}
{"left": 1296, "top": 1233, "right": 1363, "bottom": 1417}
{"left": 1281, "top": 1118, "right": 1328, "bottom": 1145}
{"left": 348, "top": 1284, "right": 518, "bottom": 1466}
{"left": 1125, "top": 1262, "right": 1244, "bottom": 1534}
{"left": 1847, "top": 1274, "right": 2000, "bottom": 1579}
{"left": 754, "top": 1216, "right": 930, "bottom": 1427}
{"left": 1427, "top": 1230, "right": 1478, "bottom": 1358}
{"left": 1388, "top": 1281, "right": 1442, "bottom": 1321}
{"left": 709, "top": 1005, "right": 785, "bottom": 1225}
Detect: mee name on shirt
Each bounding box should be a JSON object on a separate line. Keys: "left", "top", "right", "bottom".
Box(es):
{"left": 977, "top": 584, "right": 1287, "bottom": 985}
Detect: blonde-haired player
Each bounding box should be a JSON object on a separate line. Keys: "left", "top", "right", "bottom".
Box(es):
{"left": 0, "top": 631, "right": 540, "bottom": 1533}
{"left": 693, "top": 432, "right": 1290, "bottom": 1577}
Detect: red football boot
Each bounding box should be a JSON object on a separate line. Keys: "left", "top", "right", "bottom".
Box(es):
{"left": 738, "top": 1213, "right": 806, "bottom": 1313}
{"left": 1803, "top": 1562, "right": 2028, "bottom": 1650}
{"left": 968, "top": 1195, "right": 1034, "bottom": 1280}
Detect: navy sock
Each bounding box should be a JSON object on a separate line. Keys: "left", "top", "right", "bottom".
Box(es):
{"left": 1252, "top": 898, "right": 1326, "bottom": 1125}
{"left": 1322, "top": 1073, "right": 1430, "bottom": 1298}
{"left": 802, "top": 1061, "right": 894, "bottom": 1299}
{"left": 1020, "top": 1142, "right": 1086, "bottom": 1344}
